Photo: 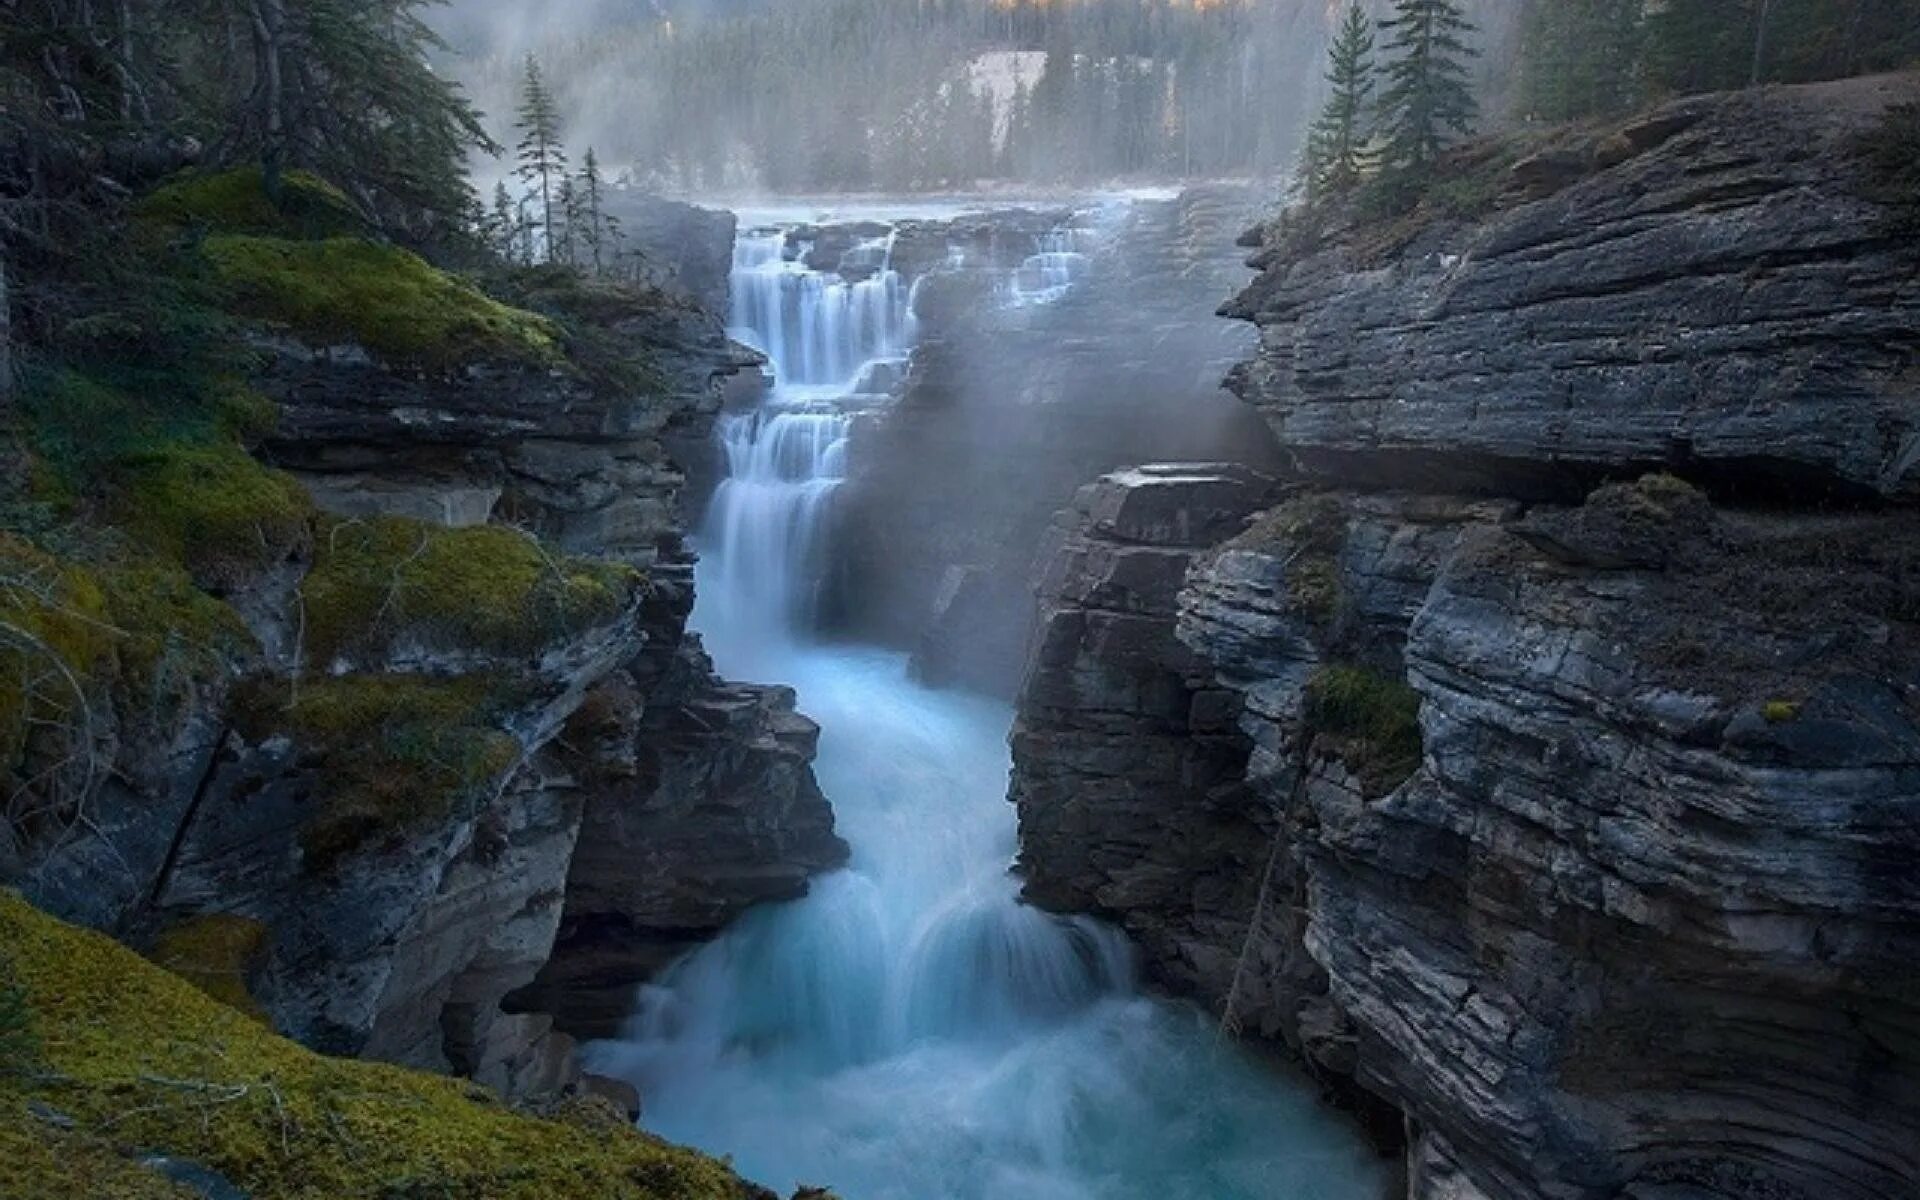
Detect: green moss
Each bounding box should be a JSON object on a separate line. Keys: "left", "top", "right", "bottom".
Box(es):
{"left": 0, "top": 891, "right": 758, "bottom": 1199}
{"left": 233, "top": 675, "right": 525, "bottom": 869}
{"left": 0, "top": 1116, "right": 199, "bottom": 1200}
{"left": 0, "top": 534, "right": 116, "bottom": 782}
{"left": 1289, "top": 557, "right": 1343, "bottom": 627}
{"left": 137, "top": 167, "right": 365, "bottom": 239}
{"left": 203, "top": 236, "right": 562, "bottom": 370}
{"left": 1304, "top": 665, "right": 1424, "bottom": 796}
{"left": 97, "top": 562, "right": 256, "bottom": 699}
{"left": 149, "top": 915, "right": 270, "bottom": 1024}
{"left": 1762, "top": 699, "right": 1803, "bottom": 725}
{"left": 117, "top": 443, "right": 312, "bottom": 588}
{"left": 301, "top": 516, "right": 638, "bottom": 666}
{"left": 0, "top": 537, "right": 255, "bottom": 823}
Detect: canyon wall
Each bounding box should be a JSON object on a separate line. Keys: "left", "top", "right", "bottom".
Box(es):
{"left": 1012, "top": 75, "right": 1920, "bottom": 1200}
{"left": 7, "top": 196, "right": 844, "bottom": 1099}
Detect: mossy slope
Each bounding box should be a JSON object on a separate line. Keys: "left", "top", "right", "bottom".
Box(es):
{"left": 0, "top": 891, "right": 760, "bottom": 1200}
{"left": 205, "top": 235, "right": 561, "bottom": 370}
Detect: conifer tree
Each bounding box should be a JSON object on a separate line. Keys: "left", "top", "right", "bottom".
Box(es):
{"left": 514, "top": 55, "right": 568, "bottom": 263}
{"left": 1376, "top": 0, "right": 1479, "bottom": 179}
{"left": 1299, "top": 4, "right": 1377, "bottom": 200}
{"left": 575, "top": 149, "right": 621, "bottom": 275}
{"left": 1517, "top": 0, "right": 1644, "bottom": 122}
{"left": 489, "top": 182, "right": 519, "bottom": 263}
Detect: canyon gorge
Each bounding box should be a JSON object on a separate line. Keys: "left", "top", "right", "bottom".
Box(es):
{"left": 2, "top": 32, "right": 1917, "bottom": 1200}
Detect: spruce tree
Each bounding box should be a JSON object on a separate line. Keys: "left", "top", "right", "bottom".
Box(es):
{"left": 1376, "top": 0, "right": 1479, "bottom": 181}
{"left": 514, "top": 55, "right": 568, "bottom": 263}
{"left": 490, "top": 182, "right": 519, "bottom": 263}
{"left": 1299, "top": 4, "right": 1377, "bottom": 200}
{"left": 575, "top": 149, "right": 620, "bottom": 275}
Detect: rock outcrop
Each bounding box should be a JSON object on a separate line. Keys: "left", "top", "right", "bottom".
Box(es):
{"left": 1222, "top": 74, "right": 1920, "bottom": 503}
{"left": 1011, "top": 76, "right": 1920, "bottom": 1200}
{"left": 6, "top": 192, "right": 842, "bottom": 1103}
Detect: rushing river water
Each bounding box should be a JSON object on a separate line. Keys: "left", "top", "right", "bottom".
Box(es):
{"left": 584, "top": 211, "right": 1386, "bottom": 1200}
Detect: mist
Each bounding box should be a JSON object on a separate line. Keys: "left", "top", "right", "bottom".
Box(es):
{"left": 431, "top": 0, "right": 1521, "bottom": 196}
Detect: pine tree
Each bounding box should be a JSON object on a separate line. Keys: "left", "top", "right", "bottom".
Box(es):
{"left": 1299, "top": 5, "right": 1377, "bottom": 200}
{"left": 514, "top": 55, "right": 568, "bottom": 263}
{"left": 1376, "top": 0, "right": 1479, "bottom": 180}
{"left": 575, "top": 149, "right": 621, "bottom": 275}
{"left": 489, "top": 182, "right": 519, "bottom": 263}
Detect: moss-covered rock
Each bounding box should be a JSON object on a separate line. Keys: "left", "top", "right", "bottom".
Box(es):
{"left": 232, "top": 674, "right": 525, "bottom": 869}
{"left": 203, "top": 236, "right": 562, "bottom": 370}
{"left": 301, "top": 516, "right": 639, "bottom": 666}
{"left": 1304, "top": 664, "right": 1424, "bottom": 796}
{"left": 148, "top": 914, "right": 271, "bottom": 1023}
{"left": 117, "top": 443, "right": 313, "bottom": 589}
{"left": 137, "top": 167, "right": 365, "bottom": 239}
{"left": 0, "top": 891, "right": 762, "bottom": 1199}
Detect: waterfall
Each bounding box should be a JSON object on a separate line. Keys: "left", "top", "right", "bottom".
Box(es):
{"left": 586, "top": 210, "right": 1385, "bottom": 1200}
{"left": 699, "top": 230, "right": 914, "bottom": 647}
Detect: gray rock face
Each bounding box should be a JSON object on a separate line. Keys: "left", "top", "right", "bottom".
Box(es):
{"left": 514, "top": 639, "right": 849, "bottom": 1039}
{"left": 1009, "top": 465, "right": 1283, "bottom": 1012}
{"left": 608, "top": 194, "right": 737, "bottom": 314}
{"left": 1012, "top": 74, "right": 1920, "bottom": 1200}
{"left": 1224, "top": 74, "right": 1920, "bottom": 502}
{"left": 9, "top": 266, "right": 843, "bottom": 1104}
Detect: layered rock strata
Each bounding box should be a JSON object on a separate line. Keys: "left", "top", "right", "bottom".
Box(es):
{"left": 1012, "top": 75, "right": 1920, "bottom": 1200}
{"left": 12, "top": 204, "right": 844, "bottom": 1101}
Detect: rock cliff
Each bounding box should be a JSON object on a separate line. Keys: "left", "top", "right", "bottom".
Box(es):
{"left": 1011, "top": 75, "right": 1920, "bottom": 1200}
{"left": 4, "top": 183, "right": 843, "bottom": 1103}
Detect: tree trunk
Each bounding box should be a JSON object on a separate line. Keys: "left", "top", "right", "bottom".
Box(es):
{"left": 249, "top": 0, "right": 288, "bottom": 200}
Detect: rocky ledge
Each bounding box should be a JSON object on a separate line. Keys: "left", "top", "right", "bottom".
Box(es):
{"left": 1011, "top": 76, "right": 1920, "bottom": 1200}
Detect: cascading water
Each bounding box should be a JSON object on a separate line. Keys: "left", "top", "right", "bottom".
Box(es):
{"left": 585, "top": 213, "right": 1386, "bottom": 1200}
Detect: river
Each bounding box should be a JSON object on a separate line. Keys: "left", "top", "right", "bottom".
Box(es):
{"left": 584, "top": 206, "right": 1386, "bottom": 1200}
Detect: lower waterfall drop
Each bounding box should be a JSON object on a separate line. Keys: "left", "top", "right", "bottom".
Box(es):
{"left": 584, "top": 213, "right": 1386, "bottom": 1200}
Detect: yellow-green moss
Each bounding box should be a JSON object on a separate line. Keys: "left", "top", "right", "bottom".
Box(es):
{"left": 1762, "top": 699, "right": 1803, "bottom": 724}
{"left": 1304, "top": 665, "right": 1424, "bottom": 796}
{"left": 117, "top": 443, "right": 312, "bottom": 588}
{"left": 98, "top": 561, "right": 256, "bottom": 698}
{"left": 0, "top": 534, "right": 116, "bottom": 778}
{"left": 0, "top": 892, "right": 754, "bottom": 1199}
{"left": 302, "top": 516, "right": 638, "bottom": 665}
{"left": 203, "top": 236, "right": 562, "bottom": 370}
{"left": 0, "top": 1117, "right": 200, "bottom": 1200}
{"left": 136, "top": 167, "right": 364, "bottom": 239}
{"left": 149, "top": 915, "right": 270, "bottom": 1023}
{"left": 233, "top": 674, "right": 524, "bottom": 869}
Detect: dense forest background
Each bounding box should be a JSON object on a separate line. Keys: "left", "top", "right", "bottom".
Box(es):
{"left": 433, "top": 0, "right": 1920, "bottom": 195}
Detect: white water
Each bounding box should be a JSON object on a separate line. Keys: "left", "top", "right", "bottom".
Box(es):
{"left": 585, "top": 215, "right": 1387, "bottom": 1200}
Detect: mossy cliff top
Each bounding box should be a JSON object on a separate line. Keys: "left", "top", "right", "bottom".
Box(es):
{"left": 0, "top": 891, "right": 771, "bottom": 1200}
{"left": 136, "top": 168, "right": 366, "bottom": 240}
{"left": 205, "top": 236, "right": 563, "bottom": 372}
